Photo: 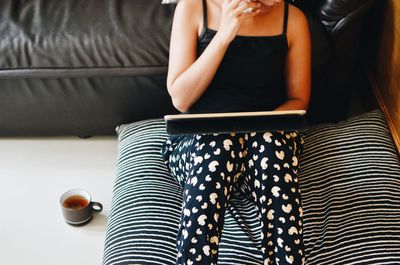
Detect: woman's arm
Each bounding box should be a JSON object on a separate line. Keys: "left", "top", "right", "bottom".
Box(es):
{"left": 167, "top": 0, "right": 261, "bottom": 112}
{"left": 275, "top": 5, "right": 311, "bottom": 111}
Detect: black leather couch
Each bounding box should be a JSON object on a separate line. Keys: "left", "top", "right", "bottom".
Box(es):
{"left": 0, "top": 0, "right": 374, "bottom": 136}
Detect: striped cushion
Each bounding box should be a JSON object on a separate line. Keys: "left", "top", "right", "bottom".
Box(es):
{"left": 103, "top": 110, "right": 400, "bottom": 264}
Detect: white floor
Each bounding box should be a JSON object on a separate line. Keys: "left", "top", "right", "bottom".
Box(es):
{"left": 0, "top": 136, "right": 118, "bottom": 265}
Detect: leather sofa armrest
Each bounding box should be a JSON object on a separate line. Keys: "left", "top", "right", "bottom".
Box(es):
{"left": 316, "top": 0, "right": 374, "bottom": 37}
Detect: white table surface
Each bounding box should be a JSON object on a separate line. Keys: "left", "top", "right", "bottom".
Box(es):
{"left": 0, "top": 137, "right": 117, "bottom": 265}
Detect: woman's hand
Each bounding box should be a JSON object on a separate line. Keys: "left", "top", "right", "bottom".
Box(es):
{"left": 216, "top": 0, "right": 261, "bottom": 45}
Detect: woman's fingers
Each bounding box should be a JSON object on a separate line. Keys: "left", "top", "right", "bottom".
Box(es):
{"left": 227, "top": 0, "right": 260, "bottom": 13}
{"left": 227, "top": 0, "right": 246, "bottom": 9}
{"left": 232, "top": 1, "right": 261, "bottom": 17}
{"left": 217, "top": 0, "right": 261, "bottom": 43}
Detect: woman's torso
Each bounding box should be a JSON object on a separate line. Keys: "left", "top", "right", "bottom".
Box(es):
{"left": 188, "top": 0, "right": 290, "bottom": 114}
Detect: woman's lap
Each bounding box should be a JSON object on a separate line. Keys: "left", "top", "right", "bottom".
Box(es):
{"left": 161, "top": 131, "right": 303, "bottom": 194}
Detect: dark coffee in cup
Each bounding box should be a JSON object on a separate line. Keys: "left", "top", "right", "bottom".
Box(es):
{"left": 63, "top": 195, "right": 89, "bottom": 209}
{"left": 60, "top": 189, "right": 103, "bottom": 226}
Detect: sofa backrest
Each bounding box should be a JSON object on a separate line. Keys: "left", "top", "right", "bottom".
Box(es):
{"left": 0, "top": 0, "right": 375, "bottom": 135}
{"left": 0, "top": 0, "right": 175, "bottom": 78}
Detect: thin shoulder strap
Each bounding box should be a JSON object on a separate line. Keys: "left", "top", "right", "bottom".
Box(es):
{"left": 283, "top": 0, "right": 289, "bottom": 35}
{"left": 202, "top": 0, "right": 208, "bottom": 31}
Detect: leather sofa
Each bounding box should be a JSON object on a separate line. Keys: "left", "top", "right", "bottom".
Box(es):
{"left": 0, "top": 0, "right": 374, "bottom": 136}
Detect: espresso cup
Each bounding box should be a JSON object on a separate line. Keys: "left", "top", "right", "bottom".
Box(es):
{"left": 60, "top": 189, "right": 103, "bottom": 226}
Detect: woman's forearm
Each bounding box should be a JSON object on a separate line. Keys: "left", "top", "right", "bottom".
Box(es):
{"left": 167, "top": 34, "right": 230, "bottom": 112}
{"left": 274, "top": 98, "right": 308, "bottom": 111}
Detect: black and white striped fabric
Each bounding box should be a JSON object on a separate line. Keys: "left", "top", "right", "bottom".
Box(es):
{"left": 103, "top": 110, "right": 400, "bottom": 265}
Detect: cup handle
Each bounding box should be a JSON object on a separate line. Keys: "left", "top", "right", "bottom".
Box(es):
{"left": 91, "top": 201, "right": 103, "bottom": 213}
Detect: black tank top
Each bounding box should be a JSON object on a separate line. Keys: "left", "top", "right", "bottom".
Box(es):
{"left": 188, "top": 0, "right": 289, "bottom": 113}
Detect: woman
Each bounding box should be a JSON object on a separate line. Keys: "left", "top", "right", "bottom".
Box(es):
{"left": 162, "top": 0, "right": 311, "bottom": 264}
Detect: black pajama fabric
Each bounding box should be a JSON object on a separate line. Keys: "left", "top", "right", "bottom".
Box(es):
{"left": 162, "top": 131, "right": 305, "bottom": 265}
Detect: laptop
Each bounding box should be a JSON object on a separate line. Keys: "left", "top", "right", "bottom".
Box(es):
{"left": 164, "top": 110, "right": 308, "bottom": 135}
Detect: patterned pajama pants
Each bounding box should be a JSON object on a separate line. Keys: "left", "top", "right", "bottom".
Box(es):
{"left": 161, "top": 131, "right": 305, "bottom": 265}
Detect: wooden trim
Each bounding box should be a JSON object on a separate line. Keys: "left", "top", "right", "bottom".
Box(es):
{"left": 366, "top": 70, "right": 400, "bottom": 154}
